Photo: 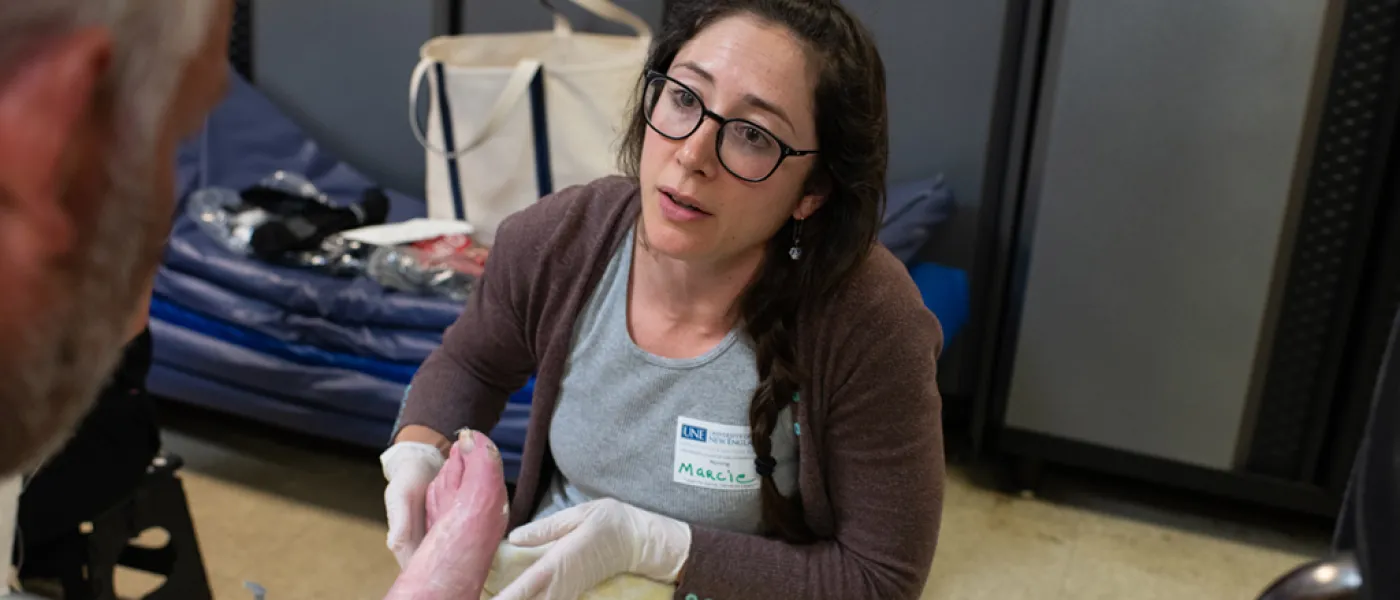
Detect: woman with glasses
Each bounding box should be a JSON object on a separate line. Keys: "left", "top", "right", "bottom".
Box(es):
{"left": 382, "top": 1, "right": 945, "bottom": 598}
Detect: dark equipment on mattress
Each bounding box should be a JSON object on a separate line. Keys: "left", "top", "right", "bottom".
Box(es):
{"left": 248, "top": 186, "right": 390, "bottom": 260}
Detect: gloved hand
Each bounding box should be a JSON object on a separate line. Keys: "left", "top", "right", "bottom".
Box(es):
{"left": 385, "top": 430, "right": 510, "bottom": 600}
{"left": 493, "top": 498, "right": 692, "bottom": 600}
{"left": 381, "top": 441, "right": 446, "bottom": 568}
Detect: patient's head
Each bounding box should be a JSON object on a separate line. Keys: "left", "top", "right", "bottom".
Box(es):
{"left": 0, "top": 0, "right": 232, "bottom": 475}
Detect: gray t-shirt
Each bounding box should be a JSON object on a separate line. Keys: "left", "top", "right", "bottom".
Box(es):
{"left": 533, "top": 230, "right": 798, "bottom": 535}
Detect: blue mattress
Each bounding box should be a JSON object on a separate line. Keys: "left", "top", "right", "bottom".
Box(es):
{"left": 160, "top": 216, "right": 461, "bottom": 337}
{"left": 150, "top": 295, "right": 418, "bottom": 384}
{"left": 147, "top": 311, "right": 532, "bottom": 480}
{"left": 152, "top": 293, "right": 529, "bottom": 410}
{"left": 159, "top": 70, "right": 450, "bottom": 336}
{"left": 151, "top": 68, "right": 533, "bottom": 468}
{"left": 154, "top": 265, "right": 442, "bottom": 364}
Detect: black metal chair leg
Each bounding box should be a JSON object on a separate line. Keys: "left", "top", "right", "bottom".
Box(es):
{"left": 25, "top": 453, "right": 214, "bottom": 600}
{"left": 117, "top": 545, "right": 178, "bottom": 576}
{"left": 132, "top": 473, "right": 212, "bottom": 600}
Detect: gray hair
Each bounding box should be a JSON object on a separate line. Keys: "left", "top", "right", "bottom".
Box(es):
{"left": 0, "top": 0, "right": 219, "bottom": 153}
{"left": 0, "top": 0, "right": 221, "bottom": 476}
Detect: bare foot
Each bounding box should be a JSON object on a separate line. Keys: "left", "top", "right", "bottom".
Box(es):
{"left": 385, "top": 430, "right": 509, "bottom": 599}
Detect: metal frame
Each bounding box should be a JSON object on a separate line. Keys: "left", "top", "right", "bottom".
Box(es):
{"left": 999, "top": 428, "right": 1339, "bottom": 515}
{"left": 448, "top": 0, "right": 464, "bottom": 35}
{"left": 1322, "top": 74, "right": 1400, "bottom": 494}
{"left": 230, "top": 0, "right": 254, "bottom": 82}
{"left": 1243, "top": 0, "right": 1400, "bottom": 482}
{"left": 1332, "top": 161, "right": 1400, "bottom": 598}
{"left": 1230, "top": 0, "right": 1350, "bottom": 475}
{"left": 966, "top": 0, "right": 1055, "bottom": 456}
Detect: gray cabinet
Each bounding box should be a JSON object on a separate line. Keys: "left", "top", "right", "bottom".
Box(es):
{"left": 1005, "top": 0, "right": 1331, "bottom": 470}
{"left": 984, "top": 0, "right": 1400, "bottom": 515}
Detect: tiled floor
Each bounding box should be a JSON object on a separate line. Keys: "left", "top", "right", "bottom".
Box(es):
{"left": 923, "top": 466, "right": 1328, "bottom": 599}
{"left": 102, "top": 404, "right": 1330, "bottom": 599}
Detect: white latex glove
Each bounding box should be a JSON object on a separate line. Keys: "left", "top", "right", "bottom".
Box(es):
{"left": 381, "top": 441, "right": 446, "bottom": 568}
{"left": 493, "top": 498, "right": 692, "bottom": 600}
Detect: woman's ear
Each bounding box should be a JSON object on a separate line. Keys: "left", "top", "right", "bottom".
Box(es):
{"left": 792, "top": 169, "right": 831, "bottom": 220}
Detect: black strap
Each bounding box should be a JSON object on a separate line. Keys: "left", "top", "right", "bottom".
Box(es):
{"left": 528, "top": 66, "right": 553, "bottom": 198}
{"left": 434, "top": 63, "right": 467, "bottom": 221}
{"left": 754, "top": 456, "right": 777, "bottom": 477}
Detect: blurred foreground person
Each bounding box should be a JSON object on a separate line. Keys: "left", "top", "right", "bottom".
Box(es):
{"left": 0, "top": 0, "right": 232, "bottom": 592}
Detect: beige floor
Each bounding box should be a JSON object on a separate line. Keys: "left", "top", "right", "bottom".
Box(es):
{"left": 100, "top": 405, "right": 1331, "bottom": 599}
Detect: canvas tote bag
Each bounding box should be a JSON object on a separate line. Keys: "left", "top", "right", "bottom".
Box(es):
{"left": 409, "top": 0, "right": 652, "bottom": 245}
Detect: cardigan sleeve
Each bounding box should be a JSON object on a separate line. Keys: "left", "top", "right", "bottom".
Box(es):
{"left": 392, "top": 213, "right": 538, "bottom": 442}
{"left": 393, "top": 176, "right": 640, "bottom": 442}
{"left": 675, "top": 297, "right": 946, "bottom": 600}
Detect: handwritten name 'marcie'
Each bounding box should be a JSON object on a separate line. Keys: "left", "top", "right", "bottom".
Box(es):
{"left": 678, "top": 462, "right": 753, "bottom": 484}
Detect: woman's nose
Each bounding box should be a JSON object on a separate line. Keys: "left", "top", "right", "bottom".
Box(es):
{"left": 675, "top": 118, "right": 721, "bottom": 177}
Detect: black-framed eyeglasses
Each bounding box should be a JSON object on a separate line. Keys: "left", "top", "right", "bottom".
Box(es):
{"left": 641, "top": 70, "right": 819, "bottom": 183}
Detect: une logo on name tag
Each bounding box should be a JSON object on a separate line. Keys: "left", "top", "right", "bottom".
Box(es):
{"left": 681, "top": 424, "right": 708, "bottom": 442}
{"left": 674, "top": 416, "right": 760, "bottom": 491}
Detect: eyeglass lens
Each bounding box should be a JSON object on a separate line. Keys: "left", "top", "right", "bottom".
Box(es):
{"left": 644, "top": 76, "right": 785, "bottom": 181}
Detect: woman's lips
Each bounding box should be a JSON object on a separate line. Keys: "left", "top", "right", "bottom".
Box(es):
{"left": 659, "top": 188, "right": 711, "bottom": 222}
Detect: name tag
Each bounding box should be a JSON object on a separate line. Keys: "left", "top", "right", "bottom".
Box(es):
{"left": 673, "top": 417, "right": 760, "bottom": 491}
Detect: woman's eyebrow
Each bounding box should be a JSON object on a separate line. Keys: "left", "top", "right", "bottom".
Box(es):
{"left": 675, "top": 61, "right": 716, "bottom": 83}
{"left": 673, "top": 61, "right": 795, "bottom": 132}
{"left": 741, "top": 93, "right": 794, "bottom": 132}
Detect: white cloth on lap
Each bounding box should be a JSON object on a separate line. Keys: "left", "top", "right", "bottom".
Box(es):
{"left": 2, "top": 475, "right": 22, "bottom": 597}
{"left": 481, "top": 541, "right": 672, "bottom": 600}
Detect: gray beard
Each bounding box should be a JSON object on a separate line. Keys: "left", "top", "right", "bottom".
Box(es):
{"left": 0, "top": 157, "right": 152, "bottom": 477}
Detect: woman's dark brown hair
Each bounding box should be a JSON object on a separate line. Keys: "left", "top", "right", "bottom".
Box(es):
{"left": 619, "top": 0, "right": 889, "bottom": 542}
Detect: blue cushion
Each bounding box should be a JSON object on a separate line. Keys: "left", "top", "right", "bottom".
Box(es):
{"left": 880, "top": 175, "right": 955, "bottom": 264}
{"left": 149, "top": 295, "right": 419, "bottom": 384}
{"left": 509, "top": 376, "right": 536, "bottom": 405}
{"left": 909, "top": 262, "right": 970, "bottom": 346}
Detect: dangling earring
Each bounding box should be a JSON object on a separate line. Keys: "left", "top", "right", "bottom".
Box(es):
{"left": 789, "top": 219, "right": 804, "bottom": 260}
